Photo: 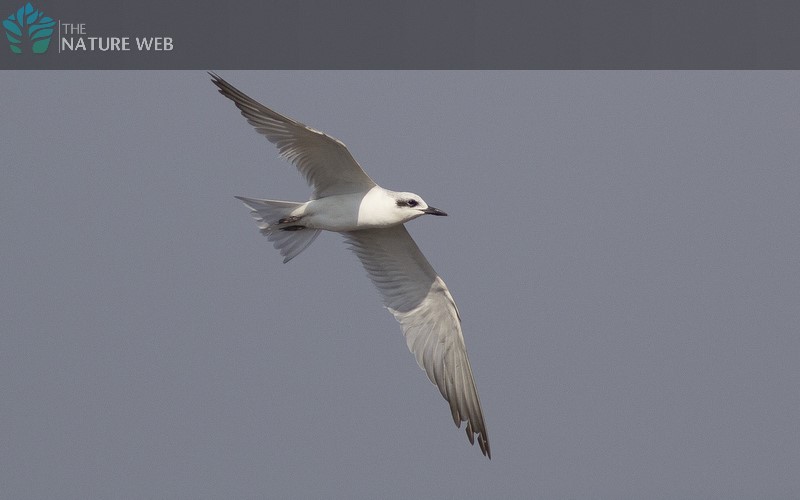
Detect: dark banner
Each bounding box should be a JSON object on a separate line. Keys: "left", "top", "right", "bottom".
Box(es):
{"left": 2, "top": 0, "right": 799, "bottom": 69}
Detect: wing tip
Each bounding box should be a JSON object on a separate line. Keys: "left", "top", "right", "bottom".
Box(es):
{"left": 208, "top": 70, "right": 224, "bottom": 88}
{"left": 480, "top": 436, "right": 491, "bottom": 459}
{"left": 465, "top": 419, "right": 491, "bottom": 459}
{"left": 209, "top": 71, "right": 238, "bottom": 100}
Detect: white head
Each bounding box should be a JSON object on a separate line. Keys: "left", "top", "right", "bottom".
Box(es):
{"left": 388, "top": 190, "right": 448, "bottom": 223}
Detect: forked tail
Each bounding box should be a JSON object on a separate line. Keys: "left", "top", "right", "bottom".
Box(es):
{"left": 235, "top": 196, "right": 321, "bottom": 263}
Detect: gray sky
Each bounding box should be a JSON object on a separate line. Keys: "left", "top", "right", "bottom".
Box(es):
{"left": 2, "top": 71, "right": 799, "bottom": 498}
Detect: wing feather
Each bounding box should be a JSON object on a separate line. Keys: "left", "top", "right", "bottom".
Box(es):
{"left": 344, "top": 226, "right": 490, "bottom": 458}
{"left": 210, "top": 73, "right": 376, "bottom": 198}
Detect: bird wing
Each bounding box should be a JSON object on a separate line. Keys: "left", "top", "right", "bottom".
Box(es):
{"left": 344, "top": 225, "right": 490, "bottom": 458}
{"left": 210, "top": 73, "right": 377, "bottom": 199}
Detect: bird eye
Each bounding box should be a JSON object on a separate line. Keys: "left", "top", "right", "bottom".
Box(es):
{"left": 407, "top": 199, "right": 418, "bottom": 207}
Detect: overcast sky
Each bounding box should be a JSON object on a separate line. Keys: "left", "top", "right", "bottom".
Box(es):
{"left": 2, "top": 71, "right": 799, "bottom": 498}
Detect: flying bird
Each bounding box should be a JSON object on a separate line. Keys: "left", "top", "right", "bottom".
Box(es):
{"left": 211, "top": 73, "right": 490, "bottom": 458}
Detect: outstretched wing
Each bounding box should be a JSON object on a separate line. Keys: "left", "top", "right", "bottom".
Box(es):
{"left": 210, "top": 73, "right": 377, "bottom": 198}
{"left": 344, "top": 225, "right": 490, "bottom": 458}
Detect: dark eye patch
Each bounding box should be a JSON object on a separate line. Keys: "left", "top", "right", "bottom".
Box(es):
{"left": 397, "top": 199, "right": 419, "bottom": 208}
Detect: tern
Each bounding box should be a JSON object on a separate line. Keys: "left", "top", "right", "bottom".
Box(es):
{"left": 211, "top": 73, "right": 490, "bottom": 458}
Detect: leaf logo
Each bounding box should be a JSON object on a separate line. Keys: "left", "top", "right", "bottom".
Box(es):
{"left": 4, "top": 2, "right": 55, "bottom": 54}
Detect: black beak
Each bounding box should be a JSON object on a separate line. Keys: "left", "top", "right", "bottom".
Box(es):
{"left": 423, "top": 206, "right": 448, "bottom": 216}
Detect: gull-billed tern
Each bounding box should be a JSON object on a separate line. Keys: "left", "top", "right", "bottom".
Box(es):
{"left": 212, "top": 74, "right": 490, "bottom": 458}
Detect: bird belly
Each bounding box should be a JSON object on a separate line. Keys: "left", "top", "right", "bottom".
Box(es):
{"left": 302, "top": 195, "right": 365, "bottom": 232}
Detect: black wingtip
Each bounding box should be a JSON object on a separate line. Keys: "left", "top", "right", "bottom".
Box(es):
{"left": 209, "top": 71, "right": 229, "bottom": 91}
{"left": 469, "top": 428, "right": 491, "bottom": 459}
{"left": 208, "top": 72, "right": 233, "bottom": 97}
{"left": 481, "top": 435, "right": 491, "bottom": 459}
{"left": 208, "top": 71, "right": 225, "bottom": 96}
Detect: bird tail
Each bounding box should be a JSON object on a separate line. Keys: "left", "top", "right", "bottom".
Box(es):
{"left": 235, "top": 196, "right": 321, "bottom": 263}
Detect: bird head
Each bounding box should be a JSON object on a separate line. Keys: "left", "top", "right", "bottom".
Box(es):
{"left": 391, "top": 191, "right": 448, "bottom": 222}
